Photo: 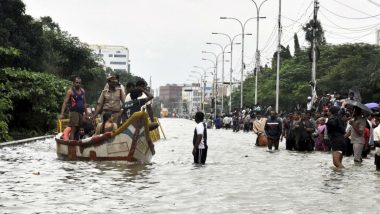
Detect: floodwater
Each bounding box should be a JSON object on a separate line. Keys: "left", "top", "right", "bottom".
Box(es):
{"left": 0, "top": 118, "right": 379, "bottom": 214}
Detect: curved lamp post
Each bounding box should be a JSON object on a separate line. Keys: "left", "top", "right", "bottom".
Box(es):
{"left": 220, "top": 16, "right": 265, "bottom": 108}
{"left": 212, "top": 32, "right": 247, "bottom": 112}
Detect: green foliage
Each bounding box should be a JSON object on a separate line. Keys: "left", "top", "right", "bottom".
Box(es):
{"left": 303, "top": 19, "right": 326, "bottom": 46}
{"left": 0, "top": 0, "right": 145, "bottom": 140}
{"left": 0, "top": 0, "right": 45, "bottom": 70}
{"left": 0, "top": 47, "right": 21, "bottom": 68}
{"left": 0, "top": 68, "right": 71, "bottom": 141}
{"left": 233, "top": 43, "right": 380, "bottom": 112}
{"left": 294, "top": 33, "right": 301, "bottom": 55}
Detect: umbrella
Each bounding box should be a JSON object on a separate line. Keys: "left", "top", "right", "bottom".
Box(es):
{"left": 365, "top": 102, "right": 379, "bottom": 110}
{"left": 345, "top": 100, "right": 373, "bottom": 113}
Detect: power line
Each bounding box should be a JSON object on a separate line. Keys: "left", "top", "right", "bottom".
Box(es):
{"left": 282, "top": 0, "right": 313, "bottom": 28}
{"left": 333, "top": 0, "right": 380, "bottom": 18}
{"left": 368, "top": 0, "right": 380, "bottom": 7}
{"left": 261, "top": 24, "right": 277, "bottom": 52}
{"left": 321, "top": 5, "right": 380, "bottom": 20}
{"left": 324, "top": 29, "right": 376, "bottom": 40}
{"left": 348, "top": 30, "right": 377, "bottom": 43}
{"left": 320, "top": 10, "right": 380, "bottom": 32}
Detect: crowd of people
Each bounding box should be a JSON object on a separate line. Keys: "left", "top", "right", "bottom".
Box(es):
{"left": 205, "top": 92, "right": 380, "bottom": 170}
{"left": 58, "top": 75, "right": 158, "bottom": 155}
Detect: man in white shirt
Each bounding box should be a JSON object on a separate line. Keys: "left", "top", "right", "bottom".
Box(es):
{"left": 193, "top": 112, "right": 208, "bottom": 164}
{"left": 372, "top": 118, "right": 380, "bottom": 171}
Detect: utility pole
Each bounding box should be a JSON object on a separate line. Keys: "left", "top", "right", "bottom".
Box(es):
{"left": 275, "top": 0, "right": 281, "bottom": 113}
{"left": 311, "top": 0, "right": 319, "bottom": 106}
{"left": 251, "top": 0, "right": 269, "bottom": 106}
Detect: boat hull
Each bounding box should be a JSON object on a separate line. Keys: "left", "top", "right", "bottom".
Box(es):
{"left": 55, "top": 112, "right": 155, "bottom": 163}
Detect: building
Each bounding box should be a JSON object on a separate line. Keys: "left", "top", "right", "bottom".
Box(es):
{"left": 89, "top": 44, "right": 130, "bottom": 73}
{"left": 377, "top": 29, "right": 380, "bottom": 45}
{"left": 159, "top": 84, "right": 183, "bottom": 101}
{"left": 182, "top": 83, "right": 202, "bottom": 114}
{"left": 159, "top": 84, "right": 183, "bottom": 113}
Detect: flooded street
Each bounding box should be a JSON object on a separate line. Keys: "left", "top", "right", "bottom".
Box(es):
{"left": 1, "top": 118, "right": 380, "bottom": 213}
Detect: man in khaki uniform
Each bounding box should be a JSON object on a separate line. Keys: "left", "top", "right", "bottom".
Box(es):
{"left": 93, "top": 75, "right": 126, "bottom": 125}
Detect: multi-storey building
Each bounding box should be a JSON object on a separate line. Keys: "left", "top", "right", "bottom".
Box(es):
{"left": 182, "top": 83, "right": 202, "bottom": 114}
{"left": 89, "top": 44, "right": 130, "bottom": 73}
{"left": 159, "top": 84, "right": 183, "bottom": 113}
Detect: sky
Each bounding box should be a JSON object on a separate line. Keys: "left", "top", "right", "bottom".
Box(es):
{"left": 23, "top": 0, "right": 380, "bottom": 90}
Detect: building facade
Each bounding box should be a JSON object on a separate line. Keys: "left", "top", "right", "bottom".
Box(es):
{"left": 159, "top": 84, "right": 183, "bottom": 113}
{"left": 89, "top": 44, "right": 130, "bottom": 73}
{"left": 182, "top": 83, "right": 202, "bottom": 115}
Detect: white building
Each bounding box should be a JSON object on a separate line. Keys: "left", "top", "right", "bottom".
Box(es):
{"left": 89, "top": 44, "right": 130, "bottom": 73}
{"left": 182, "top": 83, "right": 202, "bottom": 114}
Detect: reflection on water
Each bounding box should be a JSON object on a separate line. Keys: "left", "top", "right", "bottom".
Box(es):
{"left": 0, "top": 118, "right": 379, "bottom": 213}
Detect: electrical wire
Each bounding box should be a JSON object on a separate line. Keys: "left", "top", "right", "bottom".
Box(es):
{"left": 319, "top": 11, "right": 380, "bottom": 32}
{"left": 324, "top": 29, "right": 375, "bottom": 40}
{"left": 368, "top": 0, "right": 380, "bottom": 7}
{"left": 321, "top": 3, "right": 380, "bottom": 20}
{"left": 332, "top": 0, "right": 380, "bottom": 19}
{"left": 261, "top": 24, "right": 278, "bottom": 52}
{"left": 282, "top": 0, "right": 313, "bottom": 28}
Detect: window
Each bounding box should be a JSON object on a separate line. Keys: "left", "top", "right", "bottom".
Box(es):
{"left": 110, "top": 61, "right": 127, "bottom": 65}
{"left": 114, "top": 54, "right": 126, "bottom": 58}
{"left": 108, "top": 54, "right": 113, "bottom": 57}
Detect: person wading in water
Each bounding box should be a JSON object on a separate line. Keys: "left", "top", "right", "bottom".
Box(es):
{"left": 193, "top": 112, "right": 208, "bottom": 164}
{"left": 265, "top": 111, "right": 282, "bottom": 151}
{"left": 326, "top": 106, "right": 346, "bottom": 169}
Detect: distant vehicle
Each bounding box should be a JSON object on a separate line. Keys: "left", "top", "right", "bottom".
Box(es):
{"left": 161, "top": 108, "right": 169, "bottom": 117}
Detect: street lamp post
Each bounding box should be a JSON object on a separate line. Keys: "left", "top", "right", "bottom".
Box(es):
{"left": 201, "top": 57, "right": 217, "bottom": 119}
{"left": 212, "top": 32, "right": 246, "bottom": 113}
{"left": 220, "top": 17, "right": 264, "bottom": 109}
{"left": 206, "top": 42, "right": 230, "bottom": 114}
{"left": 193, "top": 66, "right": 214, "bottom": 113}
{"left": 249, "top": 0, "right": 269, "bottom": 105}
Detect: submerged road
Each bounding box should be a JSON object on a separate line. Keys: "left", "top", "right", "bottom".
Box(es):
{"left": 0, "top": 118, "right": 379, "bottom": 213}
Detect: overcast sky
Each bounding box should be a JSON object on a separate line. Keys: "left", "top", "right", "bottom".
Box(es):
{"left": 23, "top": 0, "right": 380, "bottom": 89}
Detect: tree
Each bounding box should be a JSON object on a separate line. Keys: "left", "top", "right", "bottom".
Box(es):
{"left": 302, "top": 19, "right": 326, "bottom": 46}
{"left": 271, "top": 45, "right": 292, "bottom": 69}
{"left": 294, "top": 33, "right": 301, "bottom": 55}
{"left": 0, "top": 68, "right": 71, "bottom": 140}
{"left": 0, "top": 0, "right": 45, "bottom": 71}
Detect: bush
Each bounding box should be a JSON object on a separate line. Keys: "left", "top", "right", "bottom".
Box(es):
{"left": 0, "top": 68, "right": 71, "bottom": 141}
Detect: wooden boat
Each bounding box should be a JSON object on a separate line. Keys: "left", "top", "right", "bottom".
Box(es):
{"left": 55, "top": 111, "right": 160, "bottom": 163}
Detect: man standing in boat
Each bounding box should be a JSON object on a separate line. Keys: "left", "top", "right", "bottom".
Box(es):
{"left": 193, "top": 112, "right": 208, "bottom": 164}
{"left": 59, "top": 76, "right": 88, "bottom": 140}
{"left": 93, "top": 75, "right": 126, "bottom": 125}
